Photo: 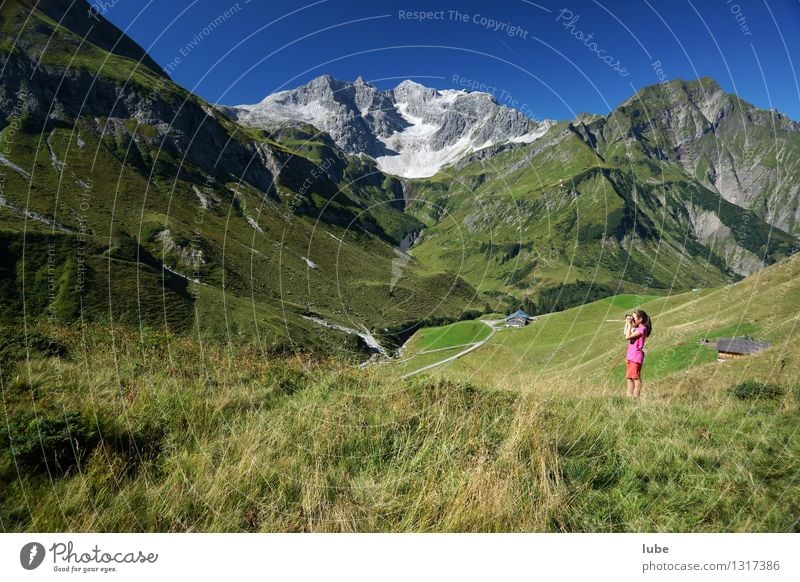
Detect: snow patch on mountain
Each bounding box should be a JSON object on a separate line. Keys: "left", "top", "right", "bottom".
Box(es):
{"left": 509, "top": 123, "right": 555, "bottom": 143}
{"left": 223, "top": 76, "right": 553, "bottom": 178}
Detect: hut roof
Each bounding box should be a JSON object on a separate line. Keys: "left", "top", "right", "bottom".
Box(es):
{"left": 715, "top": 337, "right": 770, "bottom": 355}
{"left": 506, "top": 309, "right": 530, "bottom": 320}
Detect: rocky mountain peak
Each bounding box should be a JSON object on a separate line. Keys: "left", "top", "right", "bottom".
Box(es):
{"left": 577, "top": 77, "right": 800, "bottom": 236}
{"left": 224, "top": 76, "right": 553, "bottom": 177}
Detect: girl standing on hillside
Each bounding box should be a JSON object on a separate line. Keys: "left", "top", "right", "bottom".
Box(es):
{"left": 624, "top": 309, "right": 652, "bottom": 398}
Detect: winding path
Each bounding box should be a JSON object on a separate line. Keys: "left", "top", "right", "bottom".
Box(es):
{"left": 401, "top": 320, "right": 500, "bottom": 379}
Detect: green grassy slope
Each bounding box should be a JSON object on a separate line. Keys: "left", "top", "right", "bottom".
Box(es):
{"left": 407, "top": 136, "right": 712, "bottom": 299}
{"left": 389, "top": 252, "right": 800, "bottom": 392}
{"left": 405, "top": 86, "right": 797, "bottom": 310}
{"left": 403, "top": 319, "right": 492, "bottom": 352}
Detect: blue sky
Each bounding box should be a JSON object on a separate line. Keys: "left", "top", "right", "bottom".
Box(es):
{"left": 90, "top": 0, "right": 800, "bottom": 121}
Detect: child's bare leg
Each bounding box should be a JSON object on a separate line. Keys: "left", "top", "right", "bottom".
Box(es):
{"left": 626, "top": 378, "right": 634, "bottom": 397}
{"left": 633, "top": 379, "right": 642, "bottom": 398}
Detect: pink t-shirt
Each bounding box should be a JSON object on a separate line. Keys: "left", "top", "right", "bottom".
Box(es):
{"left": 627, "top": 325, "right": 648, "bottom": 364}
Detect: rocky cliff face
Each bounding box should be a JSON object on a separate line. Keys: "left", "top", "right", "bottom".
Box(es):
{"left": 223, "top": 76, "right": 553, "bottom": 178}
{"left": 0, "top": 3, "right": 279, "bottom": 196}
{"left": 576, "top": 78, "right": 800, "bottom": 235}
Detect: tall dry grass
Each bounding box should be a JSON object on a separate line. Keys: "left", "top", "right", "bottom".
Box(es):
{"left": 1, "top": 323, "right": 797, "bottom": 532}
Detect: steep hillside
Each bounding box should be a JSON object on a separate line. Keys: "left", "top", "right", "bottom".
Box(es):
{"left": 586, "top": 78, "right": 800, "bottom": 235}
{"left": 0, "top": 0, "right": 482, "bottom": 351}
{"left": 406, "top": 89, "right": 796, "bottom": 306}
{"left": 0, "top": 2, "right": 796, "bottom": 353}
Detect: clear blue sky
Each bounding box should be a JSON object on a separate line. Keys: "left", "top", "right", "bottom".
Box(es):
{"left": 90, "top": 0, "right": 800, "bottom": 121}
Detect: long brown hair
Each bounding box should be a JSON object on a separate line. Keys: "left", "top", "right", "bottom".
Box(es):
{"left": 633, "top": 309, "right": 653, "bottom": 336}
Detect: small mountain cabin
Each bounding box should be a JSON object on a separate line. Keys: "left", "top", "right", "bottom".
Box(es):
{"left": 505, "top": 309, "right": 531, "bottom": 328}
{"left": 715, "top": 337, "right": 770, "bottom": 360}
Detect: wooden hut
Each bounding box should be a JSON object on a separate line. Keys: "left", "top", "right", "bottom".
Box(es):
{"left": 505, "top": 309, "right": 531, "bottom": 328}
{"left": 715, "top": 337, "right": 770, "bottom": 360}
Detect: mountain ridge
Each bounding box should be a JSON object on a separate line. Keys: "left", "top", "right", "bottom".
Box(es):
{"left": 224, "top": 75, "right": 800, "bottom": 237}
{"left": 575, "top": 76, "right": 800, "bottom": 235}
{"left": 403, "top": 75, "right": 798, "bottom": 301}
{"left": 221, "top": 75, "right": 554, "bottom": 178}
